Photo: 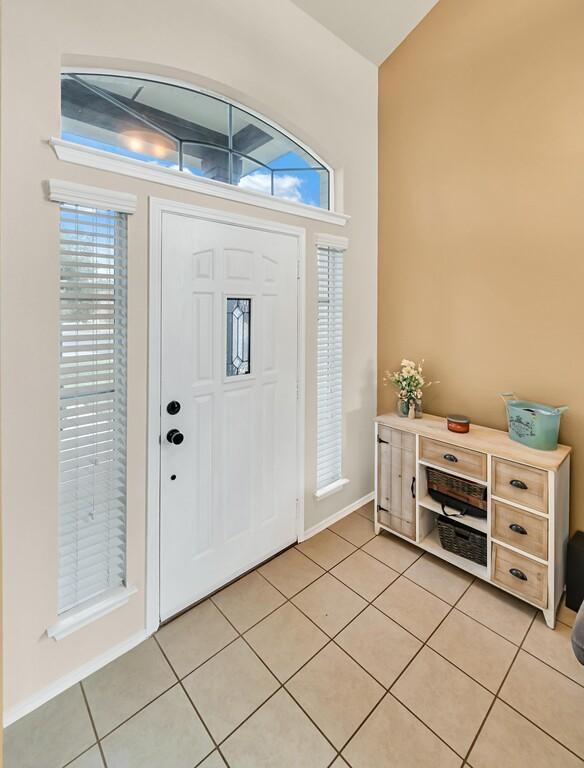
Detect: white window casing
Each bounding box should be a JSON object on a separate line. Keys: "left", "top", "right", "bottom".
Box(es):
{"left": 47, "top": 180, "right": 137, "bottom": 639}
{"left": 315, "top": 235, "right": 349, "bottom": 499}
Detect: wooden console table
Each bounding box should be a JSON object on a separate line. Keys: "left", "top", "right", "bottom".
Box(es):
{"left": 374, "top": 412, "right": 571, "bottom": 628}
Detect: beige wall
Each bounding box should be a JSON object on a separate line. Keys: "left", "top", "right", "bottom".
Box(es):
{"left": 379, "top": 0, "right": 584, "bottom": 534}
{"left": 0, "top": 0, "right": 377, "bottom": 715}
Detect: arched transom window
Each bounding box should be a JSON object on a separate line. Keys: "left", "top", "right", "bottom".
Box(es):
{"left": 60, "top": 73, "right": 330, "bottom": 209}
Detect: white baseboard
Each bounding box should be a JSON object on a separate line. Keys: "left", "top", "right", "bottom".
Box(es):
{"left": 4, "top": 629, "right": 149, "bottom": 727}
{"left": 299, "top": 491, "right": 374, "bottom": 542}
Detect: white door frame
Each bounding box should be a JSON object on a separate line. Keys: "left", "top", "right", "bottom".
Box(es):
{"left": 146, "top": 197, "right": 306, "bottom": 634}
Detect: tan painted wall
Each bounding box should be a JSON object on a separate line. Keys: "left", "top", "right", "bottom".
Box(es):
{"left": 0, "top": 0, "right": 377, "bottom": 715}
{"left": 378, "top": 0, "right": 584, "bottom": 534}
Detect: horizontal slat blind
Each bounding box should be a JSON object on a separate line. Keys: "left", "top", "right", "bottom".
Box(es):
{"left": 316, "top": 245, "right": 344, "bottom": 490}
{"left": 58, "top": 203, "right": 128, "bottom": 614}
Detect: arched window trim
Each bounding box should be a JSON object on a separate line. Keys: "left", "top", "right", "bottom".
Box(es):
{"left": 53, "top": 68, "right": 345, "bottom": 224}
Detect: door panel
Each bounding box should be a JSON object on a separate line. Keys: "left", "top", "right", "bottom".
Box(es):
{"left": 160, "top": 213, "right": 299, "bottom": 620}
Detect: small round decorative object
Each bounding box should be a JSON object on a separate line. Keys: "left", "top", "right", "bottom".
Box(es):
{"left": 447, "top": 414, "right": 470, "bottom": 433}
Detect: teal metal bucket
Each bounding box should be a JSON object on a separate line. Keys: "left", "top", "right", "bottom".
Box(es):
{"left": 501, "top": 393, "right": 567, "bottom": 451}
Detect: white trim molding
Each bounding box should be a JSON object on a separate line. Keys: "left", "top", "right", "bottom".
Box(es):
{"left": 300, "top": 491, "right": 374, "bottom": 541}
{"left": 313, "top": 477, "right": 350, "bottom": 501}
{"left": 315, "top": 232, "right": 349, "bottom": 250}
{"left": 4, "top": 628, "right": 148, "bottom": 727}
{"left": 50, "top": 138, "right": 349, "bottom": 226}
{"left": 48, "top": 177, "right": 137, "bottom": 213}
{"left": 47, "top": 585, "right": 138, "bottom": 641}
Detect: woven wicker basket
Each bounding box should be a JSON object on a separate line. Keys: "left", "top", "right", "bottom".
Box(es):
{"left": 437, "top": 516, "right": 487, "bottom": 566}
{"left": 426, "top": 467, "right": 487, "bottom": 511}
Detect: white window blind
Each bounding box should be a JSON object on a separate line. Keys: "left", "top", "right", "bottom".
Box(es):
{"left": 58, "top": 203, "right": 128, "bottom": 614}
{"left": 316, "top": 245, "right": 344, "bottom": 492}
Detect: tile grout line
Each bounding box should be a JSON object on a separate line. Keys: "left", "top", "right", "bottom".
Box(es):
{"left": 78, "top": 681, "right": 108, "bottom": 768}
{"left": 152, "top": 633, "right": 230, "bottom": 768}
{"left": 461, "top": 609, "right": 538, "bottom": 764}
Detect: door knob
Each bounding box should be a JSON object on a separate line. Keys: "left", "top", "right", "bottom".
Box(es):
{"left": 166, "top": 429, "right": 184, "bottom": 445}
{"left": 167, "top": 401, "right": 181, "bottom": 415}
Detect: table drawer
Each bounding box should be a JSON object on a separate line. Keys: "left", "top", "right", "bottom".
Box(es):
{"left": 491, "top": 500, "right": 548, "bottom": 560}
{"left": 491, "top": 543, "right": 547, "bottom": 607}
{"left": 492, "top": 457, "right": 548, "bottom": 514}
{"left": 420, "top": 437, "right": 487, "bottom": 481}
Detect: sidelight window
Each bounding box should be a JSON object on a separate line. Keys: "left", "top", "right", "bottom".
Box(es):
{"left": 58, "top": 202, "right": 128, "bottom": 614}
{"left": 316, "top": 242, "right": 346, "bottom": 495}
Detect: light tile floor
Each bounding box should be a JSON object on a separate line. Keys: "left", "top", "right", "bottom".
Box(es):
{"left": 4, "top": 502, "right": 583, "bottom": 768}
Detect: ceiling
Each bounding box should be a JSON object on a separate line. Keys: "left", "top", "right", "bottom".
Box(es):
{"left": 290, "top": 0, "right": 439, "bottom": 65}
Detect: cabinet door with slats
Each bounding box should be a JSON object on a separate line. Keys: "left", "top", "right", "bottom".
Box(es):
{"left": 377, "top": 427, "right": 416, "bottom": 540}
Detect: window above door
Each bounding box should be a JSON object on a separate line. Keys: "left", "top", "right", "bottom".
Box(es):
{"left": 59, "top": 72, "right": 332, "bottom": 211}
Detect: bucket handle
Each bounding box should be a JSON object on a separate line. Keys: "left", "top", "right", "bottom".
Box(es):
{"left": 555, "top": 405, "right": 569, "bottom": 414}
{"left": 500, "top": 392, "right": 516, "bottom": 403}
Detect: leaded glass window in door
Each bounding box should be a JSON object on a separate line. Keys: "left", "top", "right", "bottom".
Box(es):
{"left": 226, "top": 298, "right": 251, "bottom": 376}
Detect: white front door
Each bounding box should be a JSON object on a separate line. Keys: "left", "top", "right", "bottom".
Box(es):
{"left": 160, "top": 212, "right": 300, "bottom": 620}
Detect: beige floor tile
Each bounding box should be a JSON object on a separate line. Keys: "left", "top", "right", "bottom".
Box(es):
{"left": 557, "top": 594, "right": 578, "bottom": 628}
{"left": 331, "top": 550, "right": 399, "bottom": 601}
{"left": 456, "top": 579, "right": 535, "bottom": 644}
{"left": 404, "top": 554, "right": 473, "bottom": 605}
{"left": 392, "top": 647, "right": 493, "bottom": 756}
{"left": 356, "top": 500, "right": 374, "bottom": 521}
{"left": 67, "top": 745, "right": 104, "bottom": 767}
{"left": 221, "top": 688, "right": 336, "bottom": 768}
{"left": 336, "top": 605, "right": 421, "bottom": 687}
{"left": 523, "top": 614, "right": 584, "bottom": 687}
{"left": 428, "top": 609, "right": 516, "bottom": 692}
{"left": 156, "top": 599, "right": 238, "bottom": 678}
{"left": 183, "top": 638, "right": 278, "bottom": 742}
{"left": 198, "top": 751, "right": 227, "bottom": 767}
{"left": 292, "top": 573, "right": 367, "bottom": 637}
{"left": 342, "top": 693, "right": 460, "bottom": 768}
{"left": 287, "top": 643, "right": 384, "bottom": 749}
{"left": 83, "top": 638, "right": 175, "bottom": 736}
{"left": 245, "top": 602, "right": 328, "bottom": 682}
{"left": 374, "top": 576, "right": 450, "bottom": 641}
{"left": 362, "top": 531, "right": 422, "bottom": 572}
{"left": 468, "top": 700, "right": 582, "bottom": 768}
{"left": 101, "top": 685, "right": 213, "bottom": 768}
{"left": 259, "top": 547, "right": 324, "bottom": 597}
{"left": 330, "top": 511, "right": 376, "bottom": 547}
{"left": 4, "top": 684, "right": 95, "bottom": 768}
{"left": 296, "top": 529, "right": 356, "bottom": 569}
{"left": 211, "top": 571, "right": 285, "bottom": 632}
{"left": 500, "top": 650, "right": 584, "bottom": 758}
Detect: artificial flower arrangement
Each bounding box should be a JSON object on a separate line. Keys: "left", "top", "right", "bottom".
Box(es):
{"left": 384, "top": 359, "right": 439, "bottom": 418}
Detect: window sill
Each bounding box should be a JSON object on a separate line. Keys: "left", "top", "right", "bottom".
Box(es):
{"left": 314, "top": 478, "right": 350, "bottom": 501}
{"left": 47, "top": 585, "right": 138, "bottom": 641}
{"left": 49, "top": 138, "right": 349, "bottom": 227}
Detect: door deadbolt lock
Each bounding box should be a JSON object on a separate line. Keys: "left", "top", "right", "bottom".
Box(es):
{"left": 167, "top": 429, "right": 184, "bottom": 445}
{"left": 167, "top": 400, "right": 181, "bottom": 415}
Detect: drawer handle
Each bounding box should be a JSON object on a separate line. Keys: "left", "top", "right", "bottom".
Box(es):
{"left": 509, "top": 567, "right": 527, "bottom": 581}
{"left": 411, "top": 477, "right": 416, "bottom": 499}
{"left": 510, "top": 479, "right": 528, "bottom": 490}
{"left": 509, "top": 523, "right": 528, "bottom": 535}
{"left": 443, "top": 453, "right": 458, "bottom": 463}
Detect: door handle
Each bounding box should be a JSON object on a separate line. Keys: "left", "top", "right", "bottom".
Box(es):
{"left": 167, "top": 429, "right": 184, "bottom": 445}
{"left": 443, "top": 453, "right": 458, "bottom": 463}
{"left": 411, "top": 477, "right": 416, "bottom": 499}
